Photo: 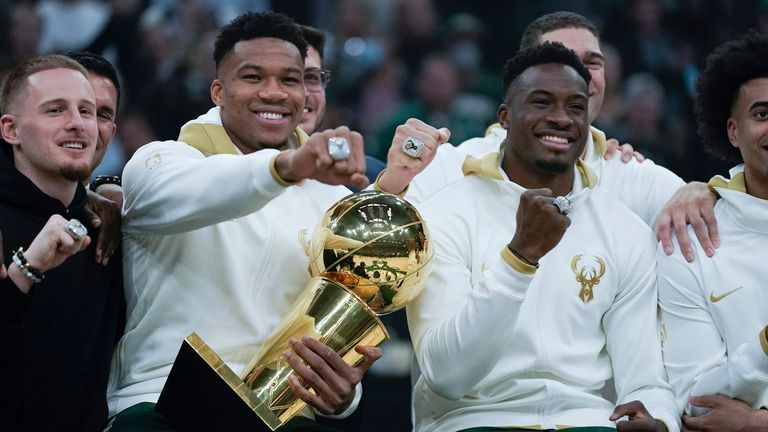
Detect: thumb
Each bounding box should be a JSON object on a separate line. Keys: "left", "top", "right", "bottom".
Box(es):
{"left": 354, "top": 345, "right": 382, "bottom": 372}
{"left": 82, "top": 205, "right": 102, "bottom": 228}
{"left": 437, "top": 127, "right": 451, "bottom": 144}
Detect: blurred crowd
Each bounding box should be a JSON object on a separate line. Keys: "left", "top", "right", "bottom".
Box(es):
{"left": 3, "top": 1, "right": 766, "bottom": 430}
{"left": 2, "top": 0, "right": 767, "bottom": 182}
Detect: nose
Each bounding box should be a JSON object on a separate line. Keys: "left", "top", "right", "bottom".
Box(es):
{"left": 258, "top": 77, "right": 289, "bottom": 102}
{"left": 65, "top": 107, "right": 86, "bottom": 132}
{"left": 547, "top": 104, "right": 573, "bottom": 128}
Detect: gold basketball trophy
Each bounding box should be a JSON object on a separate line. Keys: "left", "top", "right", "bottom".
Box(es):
{"left": 156, "top": 191, "right": 432, "bottom": 431}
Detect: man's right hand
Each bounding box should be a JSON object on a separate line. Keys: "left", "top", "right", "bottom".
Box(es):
{"left": 7, "top": 215, "right": 90, "bottom": 293}
{"left": 508, "top": 188, "right": 571, "bottom": 265}
{"left": 275, "top": 126, "right": 368, "bottom": 189}
{"left": 377, "top": 118, "right": 451, "bottom": 194}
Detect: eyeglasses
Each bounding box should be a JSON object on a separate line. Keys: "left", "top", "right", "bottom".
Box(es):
{"left": 305, "top": 68, "right": 331, "bottom": 91}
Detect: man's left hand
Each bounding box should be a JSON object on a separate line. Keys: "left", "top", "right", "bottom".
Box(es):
{"left": 283, "top": 336, "right": 382, "bottom": 415}
{"left": 610, "top": 400, "right": 667, "bottom": 431}
{"left": 83, "top": 190, "right": 121, "bottom": 266}
{"left": 604, "top": 139, "right": 646, "bottom": 163}
{"left": 683, "top": 395, "right": 768, "bottom": 432}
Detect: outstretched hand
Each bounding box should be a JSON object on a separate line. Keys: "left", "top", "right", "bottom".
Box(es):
{"left": 283, "top": 336, "right": 382, "bottom": 415}
{"left": 655, "top": 182, "right": 719, "bottom": 262}
{"left": 377, "top": 118, "right": 451, "bottom": 194}
{"left": 275, "top": 126, "right": 369, "bottom": 190}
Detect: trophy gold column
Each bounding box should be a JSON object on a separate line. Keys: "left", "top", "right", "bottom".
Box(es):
{"left": 157, "top": 191, "right": 432, "bottom": 431}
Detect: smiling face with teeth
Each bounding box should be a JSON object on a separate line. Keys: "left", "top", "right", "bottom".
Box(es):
{"left": 211, "top": 37, "right": 306, "bottom": 153}
{"left": 499, "top": 63, "right": 589, "bottom": 192}
{"left": 1, "top": 67, "right": 97, "bottom": 198}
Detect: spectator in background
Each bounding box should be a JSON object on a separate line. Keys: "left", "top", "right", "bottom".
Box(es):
{"left": 616, "top": 73, "right": 687, "bottom": 174}
{"left": 373, "top": 54, "right": 487, "bottom": 160}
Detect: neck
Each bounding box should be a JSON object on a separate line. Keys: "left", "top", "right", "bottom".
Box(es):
{"left": 745, "top": 168, "right": 768, "bottom": 201}
{"left": 15, "top": 159, "right": 77, "bottom": 206}
{"left": 502, "top": 151, "right": 575, "bottom": 197}
{"left": 224, "top": 126, "right": 293, "bottom": 155}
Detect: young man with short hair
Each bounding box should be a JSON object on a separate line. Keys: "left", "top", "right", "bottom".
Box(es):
{"left": 658, "top": 31, "right": 768, "bottom": 432}
{"left": 0, "top": 54, "right": 123, "bottom": 431}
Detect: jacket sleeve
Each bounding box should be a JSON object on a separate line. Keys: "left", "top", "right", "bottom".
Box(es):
{"left": 406, "top": 207, "right": 533, "bottom": 401}
{"left": 658, "top": 235, "right": 768, "bottom": 414}
{"left": 605, "top": 232, "right": 680, "bottom": 431}
{"left": 122, "top": 141, "right": 288, "bottom": 235}
{"left": 600, "top": 158, "right": 685, "bottom": 228}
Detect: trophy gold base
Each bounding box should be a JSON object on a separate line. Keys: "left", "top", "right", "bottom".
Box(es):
{"left": 155, "top": 332, "right": 280, "bottom": 431}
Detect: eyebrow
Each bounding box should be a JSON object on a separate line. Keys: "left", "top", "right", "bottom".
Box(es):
{"left": 748, "top": 101, "right": 768, "bottom": 111}
{"left": 40, "top": 98, "right": 96, "bottom": 108}
{"left": 238, "top": 63, "right": 303, "bottom": 74}
{"left": 585, "top": 51, "right": 605, "bottom": 61}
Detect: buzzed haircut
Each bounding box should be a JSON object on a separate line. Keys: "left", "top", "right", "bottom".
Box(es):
{"left": 520, "top": 11, "right": 599, "bottom": 50}
{"left": 502, "top": 41, "right": 591, "bottom": 97}
{"left": 695, "top": 31, "right": 768, "bottom": 163}
{"left": 300, "top": 25, "right": 326, "bottom": 61}
{"left": 66, "top": 51, "right": 121, "bottom": 109}
{"left": 1, "top": 54, "right": 87, "bottom": 114}
{"left": 213, "top": 11, "right": 308, "bottom": 69}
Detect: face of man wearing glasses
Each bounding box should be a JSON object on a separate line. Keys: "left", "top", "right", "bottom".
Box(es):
{"left": 299, "top": 45, "right": 328, "bottom": 134}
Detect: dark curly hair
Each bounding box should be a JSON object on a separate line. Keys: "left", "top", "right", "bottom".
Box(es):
{"left": 214, "top": 11, "right": 308, "bottom": 69}
{"left": 502, "top": 41, "right": 591, "bottom": 97}
{"left": 520, "top": 11, "right": 599, "bottom": 50}
{"left": 695, "top": 31, "right": 768, "bottom": 163}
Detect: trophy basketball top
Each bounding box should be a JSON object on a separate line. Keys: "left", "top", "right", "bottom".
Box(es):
{"left": 308, "top": 191, "right": 433, "bottom": 315}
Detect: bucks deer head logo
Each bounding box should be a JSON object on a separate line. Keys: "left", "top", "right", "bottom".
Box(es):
{"left": 570, "top": 254, "right": 606, "bottom": 304}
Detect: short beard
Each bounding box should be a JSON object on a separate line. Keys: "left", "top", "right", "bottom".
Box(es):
{"left": 60, "top": 163, "right": 90, "bottom": 182}
{"left": 534, "top": 160, "right": 570, "bottom": 174}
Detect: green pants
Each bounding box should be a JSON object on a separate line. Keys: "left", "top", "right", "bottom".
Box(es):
{"left": 107, "top": 402, "right": 342, "bottom": 432}
{"left": 459, "top": 427, "right": 615, "bottom": 432}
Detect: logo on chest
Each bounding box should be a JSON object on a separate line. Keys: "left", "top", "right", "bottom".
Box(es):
{"left": 570, "top": 254, "right": 606, "bottom": 304}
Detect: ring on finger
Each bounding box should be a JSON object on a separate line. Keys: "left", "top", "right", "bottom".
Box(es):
{"left": 66, "top": 219, "right": 88, "bottom": 241}
{"left": 552, "top": 196, "right": 573, "bottom": 216}
{"left": 328, "top": 136, "right": 351, "bottom": 161}
{"left": 402, "top": 136, "right": 425, "bottom": 158}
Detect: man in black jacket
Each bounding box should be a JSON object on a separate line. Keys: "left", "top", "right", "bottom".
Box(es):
{"left": 0, "top": 54, "right": 122, "bottom": 431}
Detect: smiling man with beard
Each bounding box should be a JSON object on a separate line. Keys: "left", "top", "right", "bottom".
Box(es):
{"left": 0, "top": 54, "right": 122, "bottom": 431}
{"left": 407, "top": 42, "right": 678, "bottom": 432}
{"left": 107, "top": 11, "right": 384, "bottom": 431}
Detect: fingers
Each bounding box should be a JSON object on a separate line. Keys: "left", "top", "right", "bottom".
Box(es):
{"left": 682, "top": 414, "right": 704, "bottom": 431}
{"left": 655, "top": 212, "right": 675, "bottom": 255}
{"left": 610, "top": 400, "right": 650, "bottom": 421}
{"left": 615, "top": 420, "right": 662, "bottom": 432}
{"left": 688, "top": 395, "right": 724, "bottom": 408}
{"left": 437, "top": 127, "right": 451, "bottom": 143}
{"left": 284, "top": 337, "right": 353, "bottom": 414}
{"left": 82, "top": 200, "right": 102, "bottom": 229}
{"left": 354, "top": 345, "right": 383, "bottom": 373}
{"left": 604, "top": 138, "right": 619, "bottom": 159}
{"left": 634, "top": 150, "right": 646, "bottom": 163}
{"left": 673, "top": 210, "right": 695, "bottom": 262}
{"left": 697, "top": 201, "right": 719, "bottom": 256}
{"left": 620, "top": 143, "right": 635, "bottom": 163}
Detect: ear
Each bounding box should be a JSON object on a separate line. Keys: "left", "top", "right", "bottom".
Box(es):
{"left": 210, "top": 79, "right": 223, "bottom": 107}
{"left": 726, "top": 117, "right": 739, "bottom": 149}
{"left": 497, "top": 103, "right": 510, "bottom": 129}
{"left": 0, "top": 114, "right": 21, "bottom": 145}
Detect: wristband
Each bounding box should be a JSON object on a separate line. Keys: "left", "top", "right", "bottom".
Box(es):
{"left": 11, "top": 247, "right": 44, "bottom": 283}
{"left": 89, "top": 175, "right": 121, "bottom": 192}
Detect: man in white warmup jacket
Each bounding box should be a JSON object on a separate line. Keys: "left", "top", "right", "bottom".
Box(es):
{"left": 408, "top": 42, "right": 678, "bottom": 432}
{"left": 657, "top": 31, "right": 768, "bottom": 432}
